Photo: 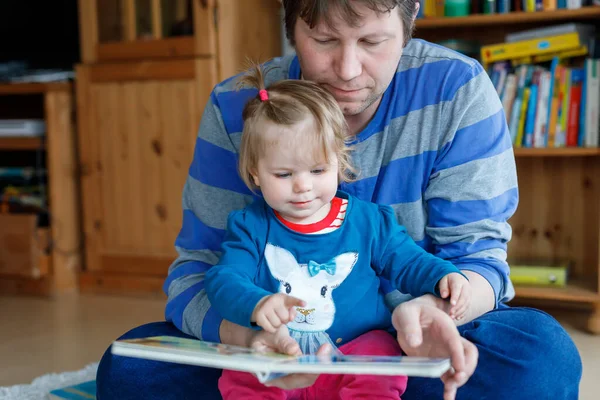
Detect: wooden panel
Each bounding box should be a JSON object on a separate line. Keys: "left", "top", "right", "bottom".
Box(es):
{"left": 122, "top": 0, "right": 137, "bottom": 41}
{"left": 0, "top": 214, "right": 38, "bottom": 277}
{"left": 0, "top": 138, "right": 44, "bottom": 151}
{"left": 76, "top": 66, "right": 104, "bottom": 272}
{"left": 101, "top": 253, "right": 173, "bottom": 276}
{"left": 77, "top": 0, "right": 99, "bottom": 63}
{"left": 0, "top": 276, "right": 53, "bottom": 296}
{"left": 79, "top": 272, "right": 166, "bottom": 297}
{"left": 82, "top": 78, "right": 198, "bottom": 261}
{"left": 151, "top": 0, "right": 162, "bottom": 39}
{"left": 0, "top": 83, "right": 71, "bottom": 95}
{"left": 97, "top": 36, "right": 195, "bottom": 62}
{"left": 89, "top": 59, "right": 197, "bottom": 82}
{"left": 509, "top": 157, "right": 600, "bottom": 294}
{"left": 192, "top": 0, "right": 217, "bottom": 56}
{"left": 515, "top": 279, "right": 600, "bottom": 303}
{"left": 215, "top": 0, "right": 282, "bottom": 80}
{"left": 45, "top": 90, "right": 81, "bottom": 292}
{"left": 159, "top": 81, "right": 200, "bottom": 245}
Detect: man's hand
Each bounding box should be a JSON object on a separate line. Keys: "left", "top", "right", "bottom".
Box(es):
{"left": 251, "top": 294, "right": 306, "bottom": 333}
{"left": 393, "top": 300, "right": 478, "bottom": 400}
{"left": 249, "top": 325, "right": 332, "bottom": 390}
{"left": 438, "top": 272, "right": 471, "bottom": 320}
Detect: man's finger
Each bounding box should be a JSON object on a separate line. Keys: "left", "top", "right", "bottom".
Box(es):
{"left": 433, "top": 315, "right": 465, "bottom": 373}
{"left": 443, "top": 381, "right": 457, "bottom": 400}
{"left": 461, "top": 338, "right": 479, "bottom": 379}
{"left": 393, "top": 304, "right": 423, "bottom": 348}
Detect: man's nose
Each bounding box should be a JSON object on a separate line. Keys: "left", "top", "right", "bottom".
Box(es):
{"left": 336, "top": 45, "right": 362, "bottom": 82}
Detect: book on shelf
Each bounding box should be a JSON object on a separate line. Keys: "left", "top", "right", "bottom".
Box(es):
{"left": 509, "top": 260, "right": 570, "bottom": 286}
{"left": 415, "top": 0, "right": 592, "bottom": 17}
{"left": 111, "top": 336, "right": 452, "bottom": 383}
{"left": 487, "top": 49, "right": 599, "bottom": 149}
{"left": 505, "top": 23, "right": 596, "bottom": 44}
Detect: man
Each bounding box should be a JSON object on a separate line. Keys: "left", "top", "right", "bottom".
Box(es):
{"left": 96, "top": 1, "right": 582, "bottom": 399}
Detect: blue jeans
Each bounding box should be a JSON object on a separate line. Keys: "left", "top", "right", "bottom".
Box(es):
{"left": 97, "top": 306, "right": 581, "bottom": 399}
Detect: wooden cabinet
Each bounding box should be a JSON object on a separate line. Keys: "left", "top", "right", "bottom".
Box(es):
{"left": 0, "top": 83, "right": 80, "bottom": 296}
{"left": 415, "top": 7, "right": 600, "bottom": 333}
{"left": 76, "top": 0, "right": 282, "bottom": 295}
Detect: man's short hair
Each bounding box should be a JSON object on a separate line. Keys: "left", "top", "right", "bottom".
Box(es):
{"left": 283, "top": 0, "right": 417, "bottom": 47}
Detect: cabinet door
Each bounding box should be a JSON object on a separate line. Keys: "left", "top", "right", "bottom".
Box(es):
{"left": 76, "top": 59, "right": 216, "bottom": 286}
{"left": 78, "top": 0, "right": 217, "bottom": 63}
{"left": 215, "top": 0, "right": 283, "bottom": 80}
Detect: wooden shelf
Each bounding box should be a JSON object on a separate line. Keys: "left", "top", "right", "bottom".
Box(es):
{"left": 0, "top": 137, "right": 45, "bottom": 151}
{"left": 416, "top": 6, "right": 600, "bottom": 29}
{"left": 514, "top": 148, "right": 600, "bottom": 157}
{"left": 0, "top": 82, "right": 71, "bottom": 95}
{"left": 515, "top": 280, "right": 600, "bottom": 303}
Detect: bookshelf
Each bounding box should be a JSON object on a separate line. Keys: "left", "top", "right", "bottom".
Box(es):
{"left": 0, "top": 82, "right": 80, "bottom": 296}
{"left": 415, "top": 7, "right": 600, "bottom": 333}
{"left": 416, "top": 6, "right": 600, "bottom": 28}
{"left": 0, "top": 137, "right": 44, "bottom": 151}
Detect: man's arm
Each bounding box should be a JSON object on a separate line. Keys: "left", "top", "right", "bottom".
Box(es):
{"left": 164, "top": 92, "right": 255, "bottom": 343}
{"left": 420, "top": 60, "right": 518, "bottom": 320}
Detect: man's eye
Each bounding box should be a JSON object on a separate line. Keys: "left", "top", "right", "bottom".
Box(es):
{"left": 275, "top": 173, "right": 291, "bottom": 178}
{"left": 363, "top": 40, "right": 382, "bottom": 47}
{"left": 315, "top": 38, "right": 334, "bottom": 44}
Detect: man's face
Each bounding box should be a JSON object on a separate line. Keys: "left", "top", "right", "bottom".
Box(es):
{"left": 294, "top": 3, "right": 405, "bottom": 118}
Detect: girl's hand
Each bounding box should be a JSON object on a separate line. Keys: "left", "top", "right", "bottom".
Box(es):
{"left": 438, "top": 273, "right": 471, "bottom": 320}
{"left": 251, "top": 293, "right": 306, "bottom": 333}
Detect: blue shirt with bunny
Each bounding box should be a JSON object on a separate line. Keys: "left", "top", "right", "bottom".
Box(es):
{"left": 205, "top": 191, "right": 462, "bottom": 350}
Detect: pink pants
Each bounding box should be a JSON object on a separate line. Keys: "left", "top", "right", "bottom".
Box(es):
{"left": 219, "top": 330, "right": 407, "bottom": 400}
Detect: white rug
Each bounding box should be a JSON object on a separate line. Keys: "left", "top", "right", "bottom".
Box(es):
{"left": 0, "top": 362, "right": 98, "bottom": 400}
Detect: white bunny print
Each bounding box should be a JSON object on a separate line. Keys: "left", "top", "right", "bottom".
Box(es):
{"left": 265, "top": 243, "right": 358, "bottom": 332}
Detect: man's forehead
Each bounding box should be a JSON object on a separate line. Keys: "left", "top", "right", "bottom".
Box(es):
{"left": 303, "top": 5, "right": 400, "bottom": 34}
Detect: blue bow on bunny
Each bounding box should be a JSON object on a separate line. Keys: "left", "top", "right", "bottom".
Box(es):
{"left": 307, "top": 259, "right": 337, "bottom": 277}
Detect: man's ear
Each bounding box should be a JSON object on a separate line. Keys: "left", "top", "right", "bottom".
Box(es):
{"left": 413, "top": 1, "right": 420, "bottom": 21}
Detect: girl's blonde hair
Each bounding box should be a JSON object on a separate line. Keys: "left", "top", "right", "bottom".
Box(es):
{"left": 237, "top": 64, "right": 357, "bottom": 191}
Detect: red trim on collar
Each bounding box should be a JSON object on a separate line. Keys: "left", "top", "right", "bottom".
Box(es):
{"left": 275, "top": 197, "right": 343, "bottom": 233}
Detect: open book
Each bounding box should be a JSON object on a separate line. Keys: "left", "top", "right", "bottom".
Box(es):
{"left": 111, "top": 336, "right": 451, "bottom": 383}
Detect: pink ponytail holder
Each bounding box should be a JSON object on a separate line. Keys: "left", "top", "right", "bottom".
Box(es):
{"left": 259, "top": 89, "right": 269, "bottom": 102}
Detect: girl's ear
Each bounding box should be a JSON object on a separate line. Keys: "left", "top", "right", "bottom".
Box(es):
{"left": 250, "top": 169, "right": 260, "bottom": 187}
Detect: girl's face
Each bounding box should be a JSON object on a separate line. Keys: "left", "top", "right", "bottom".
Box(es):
{"left": 251, "top": 119, "right": 339, "bottom": 224}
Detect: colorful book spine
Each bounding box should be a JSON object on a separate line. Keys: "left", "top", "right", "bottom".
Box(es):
{"left": 515, "top": 87, "right": 532, "bottom": 147}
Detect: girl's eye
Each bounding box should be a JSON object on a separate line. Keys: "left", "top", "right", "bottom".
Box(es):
{"left": 311, "top": 169, "right": 325, "bottom": 175}
{"left": 275, "top": 173, "right": 291, "bottom": 178}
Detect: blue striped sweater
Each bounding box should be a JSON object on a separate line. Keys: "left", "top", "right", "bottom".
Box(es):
{"left": 164, "top": 39, "right": 518, "bottom": 343}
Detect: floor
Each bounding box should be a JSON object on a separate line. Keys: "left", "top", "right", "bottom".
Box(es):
{"left": 0, "top": 294, "right": 598, "bottom": 399}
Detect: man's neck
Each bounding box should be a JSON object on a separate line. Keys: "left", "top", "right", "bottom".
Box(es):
{"left": 344, "top": 98, "right": 381, "bottom": 136}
